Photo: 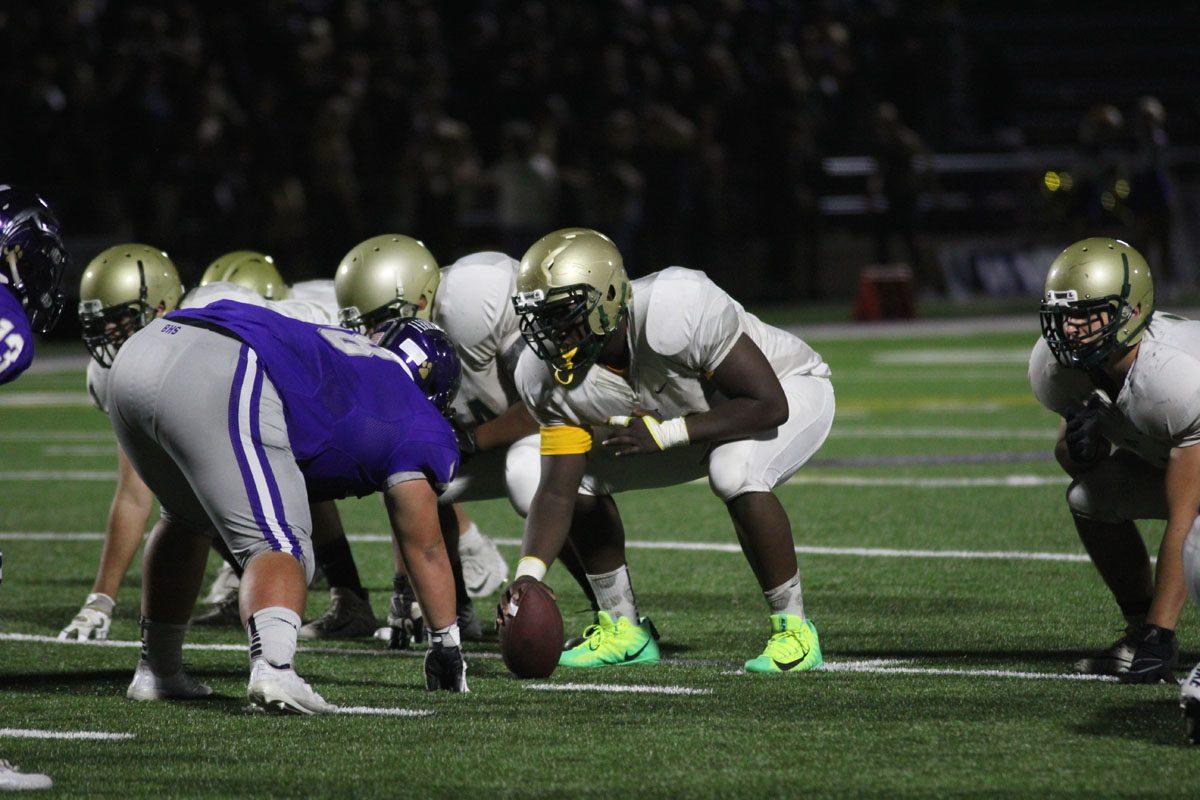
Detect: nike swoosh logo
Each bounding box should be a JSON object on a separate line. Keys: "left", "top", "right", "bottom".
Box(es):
{"left": 772, "top": 657, "right": 803, "bottom": 670}
{"left": 615, "top": 641, "right": 650, "bottom": 663}
{"left": 653, "top": 382, "right": 667, "bottom": 394}
{"left": 466, "top": 579, "right": 488, "bottom": 595}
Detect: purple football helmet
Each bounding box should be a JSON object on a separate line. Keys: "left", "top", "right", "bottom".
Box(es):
{"left": 0, "top": 185, "right": 68, "bottom": 333}
{"left": 377, "top": 317, "right": 461, "bottom": 415}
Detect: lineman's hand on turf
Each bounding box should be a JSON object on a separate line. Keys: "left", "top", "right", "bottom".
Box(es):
{"left": 1120, "top": 624, "right": 1179, "bottom": 684}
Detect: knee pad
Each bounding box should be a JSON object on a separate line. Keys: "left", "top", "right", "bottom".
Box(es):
{"left": 1066, "top": 477, "right": 1121, "bottom": 523}
{"left": 707, "top": 448, "right": 761, "bottom": 503}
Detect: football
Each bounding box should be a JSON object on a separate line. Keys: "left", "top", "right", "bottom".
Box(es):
{"left": 498, "top": 580, "right": 564, "bottom": 679}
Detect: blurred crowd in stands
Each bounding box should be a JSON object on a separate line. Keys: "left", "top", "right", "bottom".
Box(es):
{"left": 0, "top": 1, "right": 1192, "bottom": 298}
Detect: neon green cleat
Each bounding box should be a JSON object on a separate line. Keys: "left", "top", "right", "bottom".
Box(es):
{"left": 559, "top": 611, "right": 660, "bottom": 668}
{"left": 744, "top": 614, "right": 822, "bottom": 674}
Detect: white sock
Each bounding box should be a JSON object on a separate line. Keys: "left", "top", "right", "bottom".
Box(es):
{"left": 430, "top": 622, "right": 462, "bottom": 649}
{"left": 764, "top": 573, "right": 805, "bottom": 619}
{"left": 247, "top": 606, "right": 301, "bottom": 669}
{"left": 457, "top": 522, "right": 484, "bottom": 552}
{"left": 586, "top": 565, "right": 639, "bottom": 623}
{"left": 140, "top": 618, "right": 188, "bottom": 677}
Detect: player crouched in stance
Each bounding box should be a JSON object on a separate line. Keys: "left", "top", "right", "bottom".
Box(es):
{"left": 502, "top": 228, "right": 835, "bottom": 673}
{"left": 108, "top": 300, "right": 467, "bottom": 712}
{"left": 0, "top": 185, "right": 67, "bottom": 794}
{"left": 1030, "top": 238, "right": 1197, "bottom": 689}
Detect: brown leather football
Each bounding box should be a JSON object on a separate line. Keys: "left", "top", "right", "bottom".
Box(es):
{"left": 498, "top": 580, "right": 564, "bottom": 679}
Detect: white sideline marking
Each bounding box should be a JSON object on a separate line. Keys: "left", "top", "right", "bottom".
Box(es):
{"left": 334, "top": 707, "right": 433, "bottom": 717}
{"left": 832, "top": 427, "right": 1055, "bottom": 440}
{"left": 0, "top": 531, "right": 1093, "bottom": 563}
{"left": 0, "top": 728, "right": 134, "bottom": 741}
{"left": 0, "top": 392, "right": 92, "bottom": 408}
{"left": 526, "top": 683, "right": 713, "bottom": 696}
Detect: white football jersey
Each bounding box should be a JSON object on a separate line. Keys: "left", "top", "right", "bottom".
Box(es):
{"left": 515, "top": 266, "right": 829, "bottom": 444}
{"left": 1029, "top": 312, "right": 1200, "bottom": 467}
{"left": 86, "top": 280, "right": 340, "bottom": 413}
{"left": 431, "top": 251, "right": 523, "bottom": 429}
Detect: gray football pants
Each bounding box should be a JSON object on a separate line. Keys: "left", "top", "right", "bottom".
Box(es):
{"left": 107, "top": 318, "right": 314, "bottom": 581}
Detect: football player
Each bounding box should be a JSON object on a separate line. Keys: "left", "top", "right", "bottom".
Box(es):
{"left": 335, "top": 235, "right": 522, "bottom": 642}
{"left": 0, "top": 187, "right": 67, "bottom": 792}
{"left": 60, "top": 248, "right": 377, "bottom": 641}
{"left": 501, "top": 228, "right": 835, "bottom": 673}
{"left": 109, "top": 300, "right": 466, "bottom": 711}
{"left": 198, "top": 250, "right": 289, "bottom": 299}
{"left": 1030, "top": 238, "right": 1194, "bottom": 688}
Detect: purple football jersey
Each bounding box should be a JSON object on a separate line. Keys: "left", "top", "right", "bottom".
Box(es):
{"left": 169, "top": 300, "right": 459, "bottom": 501}
{"left": 0, "top": 284, "right": 34, "bottom": 385}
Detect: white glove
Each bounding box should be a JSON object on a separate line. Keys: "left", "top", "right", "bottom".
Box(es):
{"left": 58, "top": 593, "right": 115, "bottom": 641}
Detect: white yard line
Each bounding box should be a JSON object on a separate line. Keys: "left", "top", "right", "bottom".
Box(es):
{"left": 0, "top": 393, "right": 93, "bottom": 408}
{"left": 0, "top": 632, "right": 1127, "bottom": 685}
{"left": 333, "top": 707, "right": 433, "bottom": 717}
{"left": 784, "top": 475, "right": 1066, "bottom": 488}
{"left": 871, "top": 349, "right": 1031, "bottom": 366}
{"left": 41, "top": 445, "right": 114, "bottom": 456}
{"left": 0, "top": 728, "right": 134, "bottom": 741}
{"left": 525, "top": 683, "right": 713, "bottom": 696}
{"left": 0, "top": 431, "right": 112, "bottom": 442}
{"left": 0, "top": 470, "right": 114, "bottom": 481}
{"left": 831, "top": 427, "right": 1055, "bottom": 440}
{"left": 0, "top": 472, "right": 1069, "bottom": 488}
{"left": 0, "top": 531, "right": 1092, "bottom": 563}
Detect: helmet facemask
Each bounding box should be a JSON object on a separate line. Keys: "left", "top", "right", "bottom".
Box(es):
{"left": 514, "top": 283, "right": 625, "bottom": 386}
{"left": 78, "top": 264, "right": 157, "bottom": 368}
{"left": 1040, "top": 291, "right": 1139, "bottom": 369}
{"left": 2, "top": 229, "right": 68, "bottom": 334}
{"left": 339, "top": 298, "right": 421, "bottom": 335}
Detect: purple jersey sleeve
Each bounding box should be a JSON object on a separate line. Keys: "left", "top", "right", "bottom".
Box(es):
{"left": 385, "top": 435, "right": 461, "bottom": 494}
{"left": 0, "top": 285, "right": 34, "bottom": 385}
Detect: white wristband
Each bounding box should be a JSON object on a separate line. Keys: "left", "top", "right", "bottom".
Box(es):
{"left": 653, "top": 417, "right": 690, "bottom": 450}
{"left": 515, "top": 556, "right": 547, "bottom": 582}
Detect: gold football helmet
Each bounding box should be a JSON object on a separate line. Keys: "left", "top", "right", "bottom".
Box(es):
{"left": 1040, "top": 237, "right": 1154, "bottom": 368}
{"left": 334, "top": 234, "right": 440, "bottom": 332}
{"left": 199, "top": 250, "right": 288, "bottom": 299}
{"left": 513, "top": 228, "right": 630, "bottom": 385}
{"left": 78, "top": 244, "right": 183, "bottom": 366}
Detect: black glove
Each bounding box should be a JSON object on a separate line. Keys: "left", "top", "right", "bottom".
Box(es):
{"left": 1120, "top": 624, "right": 1179, "bottom": 684}
{"left": 452, "top": 420, "right": 478, "bottom": 464}
{"left": 424, "top": 641, "right": 469, "bottom": 691}
{"left": 386, "top": 576, "right": 425, "bottom": 650}
{"left": 1064, "top": 397, "right": 1109, "bottom": 466}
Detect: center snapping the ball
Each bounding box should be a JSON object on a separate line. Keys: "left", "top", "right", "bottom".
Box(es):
{"left": 498, "top": 580, "right": 564, "bottom": 679}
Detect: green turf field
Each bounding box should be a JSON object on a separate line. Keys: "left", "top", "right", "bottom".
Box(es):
{"left": 3, "top": 328, "right": 1199, "bottom": 798}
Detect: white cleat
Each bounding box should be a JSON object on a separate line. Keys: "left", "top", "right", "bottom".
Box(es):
{"left": 459, "top": 531, "right": 508, "bottom": 598}
{"left": 126, "top": 660, "right": 213, "bottom": 701}
{"left": 1181, "top": 663, "right": 1200, "bottom": 744}
{"left": 247, "top": 659, "right": 336, "bottom": 715}
{"left": 58, "top": 593, "right": 114, "bottom": 641}
{"left": 202, "top": 562, "right": 241, "bottom": 605}
{"left": 0, "top": 760, "right": 52, "bottom": 791}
